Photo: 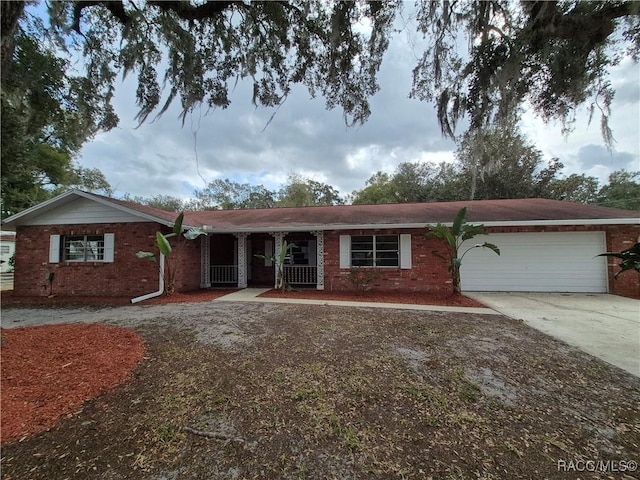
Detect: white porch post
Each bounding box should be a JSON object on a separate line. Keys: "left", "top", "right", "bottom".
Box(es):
{"left": 271, "top": 231, "right": 288, "bottom": 289}
{"left": 312, "top": 230, "right": 325, "bottom": 290}
{"left": 234, "top": 233, "right": 248, "bottom": 288}
{"left": 200, "top": 234, "right": 211, "bottom": 288}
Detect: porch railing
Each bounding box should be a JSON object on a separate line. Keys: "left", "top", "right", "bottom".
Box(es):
{"left": 211, "top": 265, "right": 238, "bottom": 284}
{"left": 283, "top": 265, "right": 317, "bottom": 285}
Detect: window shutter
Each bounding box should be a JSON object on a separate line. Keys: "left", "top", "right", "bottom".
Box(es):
{"left": 264, "top": 240, "right": 273, "bottom": 267}
{"left": 339, "top": 235, "right": 350, "bottom": 269}
{"left": 49, "top": 235, "right": 60, "bottom": 263}
{"left": 400, "top": 234, "right": 412, "bottom": 269}
{"left": 104, "top": 233, "right": 115, "bottom": 262}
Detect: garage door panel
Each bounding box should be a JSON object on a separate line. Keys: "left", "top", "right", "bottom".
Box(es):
{"left": 461, "top": 232, "right": 607, "bottom": 293}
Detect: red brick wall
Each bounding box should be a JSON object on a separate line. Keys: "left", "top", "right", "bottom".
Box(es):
{"left": 14, "top": 222, "right": 638, "bottom": 298}
{"left": 603, "top": 225, "right": 640, "bottom": 297}
{"left": 171, "top": 232, "right": 202, "bottom": 292}
{"left": 324, "top": 225, "right": 640, "bottom": 296}
{"left": 14, "top": 222, "right": 202, "bottom": 297}
{"left": 323, "top": 229, "right": 452, "bottom": 293}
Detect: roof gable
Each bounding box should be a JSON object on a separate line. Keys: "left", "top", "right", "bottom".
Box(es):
{"left": 1, "top": 190, "right": 179, "bottom": 229}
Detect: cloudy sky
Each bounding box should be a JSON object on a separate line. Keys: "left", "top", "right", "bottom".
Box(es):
{"left": 76, "top": 9, "right": 640, "bottom": 202}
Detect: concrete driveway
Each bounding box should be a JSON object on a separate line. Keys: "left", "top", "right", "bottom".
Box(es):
{"left": 467, "top": 293, "right": 640, "bottom": 377}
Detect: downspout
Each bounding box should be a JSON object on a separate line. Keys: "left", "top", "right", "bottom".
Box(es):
{"left": 131, "top": 253, "right": 165, "bottom": 304}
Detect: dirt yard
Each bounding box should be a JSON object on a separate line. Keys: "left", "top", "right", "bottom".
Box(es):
{"left": 1, "top": 301, "right": 639, "bottom": 479}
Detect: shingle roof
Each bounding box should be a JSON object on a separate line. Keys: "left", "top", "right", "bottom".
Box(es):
{"left": 3, "top": 191, "right": 638, "bottom": 232}
{"left": 179, "top": 198, "right": 638, "bottom": 232}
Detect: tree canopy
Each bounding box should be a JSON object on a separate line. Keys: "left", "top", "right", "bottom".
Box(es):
{"left": 351, "top": 125, "right": 639, "bottom": 210}
{"left": 2, "top": 1, "right": 635, "bottom": 140}
{"left": 1, "top": 11, "right": 114, "bottom": 217}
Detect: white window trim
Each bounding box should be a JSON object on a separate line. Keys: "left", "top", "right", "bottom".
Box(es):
{"left": 50, "top": 233, "right": 115, "bottom": 263}
{"left": 339, "top": 234, "right": 412, "bottom": 270}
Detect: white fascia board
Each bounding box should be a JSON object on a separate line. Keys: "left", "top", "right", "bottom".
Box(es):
{"left": 73, "top": 191, "right": 179, "bottom": 227}
{"left": 2, "top": 190, "right": 78, "bottom": 227}
{"left": 2, "top": 189, "right": 179, "bottom": 229}
{"left": 202, "top": 217, "right": 639, "bottom": 233}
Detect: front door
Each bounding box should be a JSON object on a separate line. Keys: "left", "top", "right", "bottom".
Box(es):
{"left": 248, "top": 234, "right": 275, "bottom": 287}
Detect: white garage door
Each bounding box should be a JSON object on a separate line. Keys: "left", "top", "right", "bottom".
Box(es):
{"left": 461, "top": 232, "right": 608, "bottom": 293}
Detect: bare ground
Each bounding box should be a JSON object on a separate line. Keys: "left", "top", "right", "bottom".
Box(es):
{"left": 1, "top": 301, "right": 639, "bottom": 479}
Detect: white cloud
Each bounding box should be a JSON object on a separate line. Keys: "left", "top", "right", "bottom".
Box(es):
{"left": 75, "top": 8, "right": 639, "bottom": 202}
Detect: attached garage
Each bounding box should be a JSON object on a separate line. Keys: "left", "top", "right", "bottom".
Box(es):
{"left": 461, "top": 232, "right": 608, "bottom": 293}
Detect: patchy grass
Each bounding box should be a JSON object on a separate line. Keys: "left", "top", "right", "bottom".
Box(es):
{"left": 1, "top": 304, "right": 639, "bottom": 479}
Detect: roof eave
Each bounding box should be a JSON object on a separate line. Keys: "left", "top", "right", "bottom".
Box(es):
{"left": 202, "top": 217, "right": 639, "bottom": 233}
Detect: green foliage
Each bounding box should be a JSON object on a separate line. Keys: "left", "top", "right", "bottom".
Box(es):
{"left": 352, "top": 163, "right": 462, "bottom": 205}
{"left": 10, "top": 0, "right": 630, "bottom": 145}
{"left": 596, "top": 171, "right": 640, "bottom": 211}
{"left": 255, "top": 240, "right": 295, "bottom": 291}
{"left": 276, "top": 174, "right": 345, "bottom": 207}
{"left": 192, "top": 179, "right": 275, "bottom": 210}
{"left": 136, "top": 212, "right": 206, "bottom": 294}
{"left": 426, "top": 208, "right": 500, "bottom": 295}
{"left": 1, "top": 14, "right": 114, "bottom": 217}
{"left": 410, "top": 1, "right": 639, "bottom": 143}
{"left": 353, "top": 127, "right": 635, "bottom": 207}
{"left": 598, "top": 243, "right": 640, "bottom": 279}
{"left": 346, "top": 267, "right": 380, "bottom": 295}
{"left": 191, "top": 175, "right": 344, "bottom": 210}
{"left": 122, "top": 194, "right": 189, "bottom": 212}
{"left": 46, "top": 1, "right": 397, "bottom": 128}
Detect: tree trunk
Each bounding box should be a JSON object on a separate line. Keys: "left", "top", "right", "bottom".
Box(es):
{"left": 452, "top": 264, "right": 461, "bottom": 295}
{"left": 0, "top": 1, "right": 25, "bottom": 84}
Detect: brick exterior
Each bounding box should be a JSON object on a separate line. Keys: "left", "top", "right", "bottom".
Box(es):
{"left": 323, "top": 224, "right": 640, "bottom": 297}
{"left": 14, "top": 222, "right": 202, "bottom": 298}
{"left": 13, "top": 222, "right": 639, "bottom": 298}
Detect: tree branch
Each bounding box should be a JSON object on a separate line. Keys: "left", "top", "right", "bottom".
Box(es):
{"left": 73, "top": 1, "right": 131, "bottom": 33}
{"left": 146, "top": 1, "right": 238, "bottom": 21}
{"left": 73, "top": 1, "right": 240, "bottom": 34}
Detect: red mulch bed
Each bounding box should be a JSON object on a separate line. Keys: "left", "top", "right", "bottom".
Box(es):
{"left": 0, "top": 289, "right": 238, "bottom": 308}
{"left": 0, "top": 324, "right": 144, "bottom": 444}
{"left": 259, "top": 289, "right": 485, "bottom": 307}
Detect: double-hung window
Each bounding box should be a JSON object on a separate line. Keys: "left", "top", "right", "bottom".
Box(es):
{"left": 49, "top": 233, "right": 114, "bottom": 263}
{"left": 351, "top": 235, "right": 399, "bottom": 267}
{"left": 63, "top": 235, "right": 105, "bottom": 262}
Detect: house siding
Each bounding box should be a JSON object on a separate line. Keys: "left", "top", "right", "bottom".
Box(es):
{"left": 13, "top": 222, "right": 200, "bottom": 297}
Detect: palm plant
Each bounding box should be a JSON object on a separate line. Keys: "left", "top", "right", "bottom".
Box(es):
{"left": 598, "top": 242, "right": 640, "bottom": 279}
{"left": 425, "top": 207, "right": 500, "bottom": 295}
{"left": 136, "top": 212, "right": 206, "bottom": 294}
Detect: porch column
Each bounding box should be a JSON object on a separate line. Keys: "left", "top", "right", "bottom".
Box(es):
{"left": 271, "top": 231, "right": 288, "bottom": 288}
{"left": 200, "top": 234, "right": 211, "bottom": 288}
{"left": 311, "top": 230, "right": 325, "bottom": 290}
{"left": 234, "top": 233, "right": 248, "bottom": 288}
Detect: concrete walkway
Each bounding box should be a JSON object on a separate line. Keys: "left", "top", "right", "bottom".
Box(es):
{"left": 215, "top": 288, "right": 496, "bottom": 315}
{"left": 467, "top": 293, "right": 640, "bottom": 377}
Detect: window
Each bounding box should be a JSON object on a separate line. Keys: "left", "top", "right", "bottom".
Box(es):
{"left": 286, "top": 241, "right": 309, "bottom": 265}
{"left": 351, "top": 235, "right": 399, "bottom": 267}
{"left": 0, "top": 245, "right": 10, "bottom": 254}
{"left": 63, "top": 235, "right": 105, "bottom": 262}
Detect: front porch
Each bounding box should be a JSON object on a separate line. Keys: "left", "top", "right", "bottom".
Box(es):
{"left": 200, "top": 231, "right": 325, "bottom": 290}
